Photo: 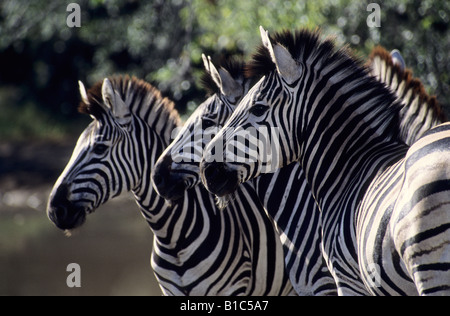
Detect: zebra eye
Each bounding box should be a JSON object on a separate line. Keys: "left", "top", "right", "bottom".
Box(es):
{"left": 249, "top": 103, "right": 269, "bottom": 117}
{"left": 93, "top": 144, "right": 108, "bottom": 155}
{"left": 202, "top": 118, "right": 216, "bottom": 129}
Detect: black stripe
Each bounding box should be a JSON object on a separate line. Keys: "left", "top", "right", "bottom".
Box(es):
{"left": 400, "top": 223, "right": 450, "bottom": 258}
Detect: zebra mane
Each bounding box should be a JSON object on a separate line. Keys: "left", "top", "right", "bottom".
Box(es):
{"left": 245, "top": 28, "right": 341, "bottom": 79}
{"left": 367, "top": 46, "right": 447, "bottom": 131}
{"left": 78, "top": 75, "right": 181, "bottom": 142}
{"left": 200, "top": 56, "right": 246, "bottom": 96}
{"left": 246, "top": 28, "right": 409, "bottom": 141}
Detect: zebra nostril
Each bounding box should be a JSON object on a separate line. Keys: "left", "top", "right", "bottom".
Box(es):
{"left": 204, "top": 162, "right": 224, "bottom": 180}
{"left": 51, "top": 182, "right": 70, "bottom": 204}
{"left": 153, "top": 173, "right": 164, "bottom": 187}
{"left": 47, "top": 181, "right": 87, "bottom": 230}
{"left": 47, "top": 198, "right": 86, "bottom": 230}
{"left": 47, "top": 204, "right": 67, "bottom": 227}
{"left": 204, "top": 164, "right": 214, "bottom": 179}
{"left": 153, "top": 154, "right": 176, "bottom": 192}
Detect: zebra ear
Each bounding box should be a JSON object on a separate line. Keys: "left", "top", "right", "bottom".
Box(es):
{"left": 390, "top": 49, "right": 405, "bottom": 71}
{"left": 78, "top": 81, "right": 90, "bottom": 105}
{"left": 202, "top": 54, "right": 213, "bottom": 76}
{"left": 202, "top": 54, "right": 222, "bottom": 91}
{"left": 260, "top": 26, "right": 302, "bottom": 84}
{"left": 101, "top": 78, "right": 132, "bottom": 129}
{"left": 217, "top": 68, "right": 243, "bottom": 101}
{"left": 202, "top": 54, "right": 242, "bottom": 101}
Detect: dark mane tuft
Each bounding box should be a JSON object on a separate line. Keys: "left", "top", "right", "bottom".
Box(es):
{"left": 77, "top": 75, "right": 181, "bottom": 138}
{"left": 368, "top": 46, "right": 447, "bottom": 122}
{"left": 200, "top": 56, "right": 246, "bottom": 96}
{"left": 245, "top": 28, "right": 331, "bottom": 79}
{"left": 78, "top": 79, "right": 104, "bottom": 118}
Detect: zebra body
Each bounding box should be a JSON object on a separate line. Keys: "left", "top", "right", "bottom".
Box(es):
{"left": 47, "top": 75, "right": 293, "bottom": 296}
{"left": 153, "top": 56, "right": 336, "bottom": 295}
{"left": 153, "top": 49, "right": 425, "bottom": 295}
{"left": 359, "top": 123, "right": 450, "bottom": 295}
{"left": 358, "top": 123, "right": 450, "bottom": 295}
{"left": 200, "top": 28, "right": 450, "bottom": 295}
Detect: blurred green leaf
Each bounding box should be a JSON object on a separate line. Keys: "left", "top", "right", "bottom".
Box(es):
{"left": 0, "top": 0, "right": 448, "bottom": 140}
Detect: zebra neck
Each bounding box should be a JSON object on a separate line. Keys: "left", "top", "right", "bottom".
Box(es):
{"left": 139, "top": 186, "right": 222, "bottom": 256}
{"left": 130, "top": 123, "right": 178, "bottom": 224}
{"left": 129, "top": 125, "right": 219, "bottom": 250}
{"left": 131, "top": 113, "right": 183, "bottom": 198}
{"left": 296, "top": 72, "right": 409, "bottom": 218}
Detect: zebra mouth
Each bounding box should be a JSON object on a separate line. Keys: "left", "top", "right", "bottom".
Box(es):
{"left": 201, "top": 161, "right": 239, "bottom": 197}
{"left": 207, "top": 177, "right": 239, "bottom": 197}
{"left": 47, "top": 183, "right": 90, "bottom": 230}
{"left": 47, "top": 203, "right": 87, "bottom": 230}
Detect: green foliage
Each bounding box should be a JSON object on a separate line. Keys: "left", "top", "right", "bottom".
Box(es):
{"left": 0, "top": 0, "right": 448, "bottom": 140}
{"left": 186, "top": 0, "right": 449, "bottom": 103}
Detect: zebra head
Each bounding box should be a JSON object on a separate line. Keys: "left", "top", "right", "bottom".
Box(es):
{"left": 200, "top": 27, "right": 305, "bottom": 196}
{"left": 47, "top": 76, "right": 174, "bottom": 230}
{"left": 152, "top": 55, "right": 249, "bottom": 201}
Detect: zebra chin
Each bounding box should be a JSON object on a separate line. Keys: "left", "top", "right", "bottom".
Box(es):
{"left": 200, "top": 161, "right": 240, "bottom": 197}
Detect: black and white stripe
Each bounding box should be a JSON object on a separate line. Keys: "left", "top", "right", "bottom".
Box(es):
{"left": 201, "top": 28, "right": 449, "bottom": 295}
{"left": 47, "top": 75, "right": 293, "bottom": 296}
{"left": 153, "top": 56, "right": 336, "bottom": 295}
{"left": 368, "top": 46, "right": 446, "bottom": 145}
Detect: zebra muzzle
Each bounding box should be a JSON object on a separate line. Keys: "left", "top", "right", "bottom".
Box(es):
{"left": 47, "top": 182, "right": 87, "bottom": 230}
{"left": 152, "top": 155, "right": 187, "bottom": 201}
{"left": 200, "top": 161, "right": 239, "bottom": 197}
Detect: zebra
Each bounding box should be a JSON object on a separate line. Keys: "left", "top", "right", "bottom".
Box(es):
{"left": 46, "top": 75, "right": 294, "bottom": 296}
{"left": 200, "top": 27, "right": 450, "bottom": 295}
{"left": 153, "top": 47, "right": 437, "bottom": 296}
{"left": 367, "top": 46, "right": 446, "bottom": 145}
{"left": 152, "top": 54, "right": 337, "bottom": 296}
